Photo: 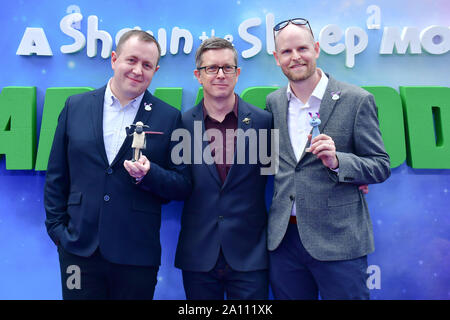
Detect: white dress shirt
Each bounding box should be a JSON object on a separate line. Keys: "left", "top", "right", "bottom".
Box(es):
{"left": 103, "top": 80, "right": 144, "bottom": 165}
{"left": 287, "top": 69, "right": 328, "bottom": 216}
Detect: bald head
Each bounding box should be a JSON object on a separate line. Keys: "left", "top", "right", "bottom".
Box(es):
{"left": 274, "top": 23, "right": 315, "bottom": 50}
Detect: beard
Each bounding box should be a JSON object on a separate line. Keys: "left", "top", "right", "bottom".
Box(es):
{"left": 282, "top": 61, "right": 316, "bottom": 82}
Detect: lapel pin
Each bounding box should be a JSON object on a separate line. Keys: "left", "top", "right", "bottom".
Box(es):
{"left": 144, "top": 102, "right": 152, "bottom": 111}
{"left": 243, "top": 117, "right": 251, "bottom": 124}
{"left": 331, "top": 91, "right": 341, "bottom": 101}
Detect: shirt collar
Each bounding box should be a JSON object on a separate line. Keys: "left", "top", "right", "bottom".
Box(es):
{"left": 202, "top": 94, "right": 239, "bottom": 121}
{"left": 105, "top": 79, "right": 144, "bottom": 109}
{"left": 286, "top": 68, "right": 329, "bottom": 103}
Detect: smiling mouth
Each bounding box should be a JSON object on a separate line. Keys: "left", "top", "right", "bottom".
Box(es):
{"left": 127, "top": 76, "right": 142, "bottom": 83}
{"left": 290, "top": 64, "right": 306, "bottom": 69}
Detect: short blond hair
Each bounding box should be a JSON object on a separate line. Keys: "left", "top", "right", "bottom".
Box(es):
{"left": 116, "top": 30, "right": 162, "bottom": 65}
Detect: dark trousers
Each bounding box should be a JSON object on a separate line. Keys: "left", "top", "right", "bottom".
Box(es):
{"left": 182, "top": 250, "right": 268, "bottom": 300}
{"left": 269, "top": 223, "right": 370, "bottom": 300}
{"left": 58, "top": 246, "right": 159, "bottom": 300}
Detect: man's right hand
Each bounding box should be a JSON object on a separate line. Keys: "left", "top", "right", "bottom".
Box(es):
{"left": 123, "top": 155, "right": 150, "bottom": 181}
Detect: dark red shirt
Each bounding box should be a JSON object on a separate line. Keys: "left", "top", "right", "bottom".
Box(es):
{"left": 203, "top": 96, "right": 238, "bottom": 184}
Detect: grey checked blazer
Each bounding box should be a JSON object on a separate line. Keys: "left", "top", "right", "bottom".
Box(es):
{"left": 266, "top": 75, "right": 390, "bottom": 261}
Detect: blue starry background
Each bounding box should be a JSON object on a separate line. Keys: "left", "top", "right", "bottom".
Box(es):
{"left": 0, "top": 0, "right": 449, "bottom": 299}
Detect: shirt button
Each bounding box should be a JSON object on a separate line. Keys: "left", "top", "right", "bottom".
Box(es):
{"left": 104, "top": 195, "right": 110, "bottom": 202}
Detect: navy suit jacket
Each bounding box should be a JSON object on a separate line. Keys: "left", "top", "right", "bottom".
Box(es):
{"left": 175, "top": 97, "right": 272, "bottom": 272}
{"left": 44, "top": 86, "right": 191, "bottom": 267}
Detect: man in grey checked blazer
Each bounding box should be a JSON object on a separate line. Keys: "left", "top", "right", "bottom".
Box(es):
{"left": 266, "top": 18, "right": 391, "bottom": 299}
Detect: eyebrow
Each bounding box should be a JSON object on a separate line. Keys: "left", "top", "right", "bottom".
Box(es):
{"left": 127, "top": 55, "right": 154, "bottom": 66}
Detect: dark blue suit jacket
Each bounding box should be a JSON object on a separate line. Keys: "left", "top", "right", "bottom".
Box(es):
{"left": 175, "top": 97, "right": 272, "bottom": 272}
{"left": 44, "top": 86, "right": 191, "bottom": 267}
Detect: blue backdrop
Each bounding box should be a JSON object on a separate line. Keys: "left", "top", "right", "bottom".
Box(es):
{"left": 0, "top": 0, "right": 449, "bottom": 299}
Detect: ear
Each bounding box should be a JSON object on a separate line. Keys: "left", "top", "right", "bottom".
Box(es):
{"left": 314, "top": 41, "right": 320, "bottom": 59}
{"left": 111, "top": 51, "right": 117, "bottom": 69}
{"left": 273, "top": 51, "right": 282, "bottom": 67}
{"left": 235, "top": 67, "right": 241, "bottom": 78}
{"left": 194, "top": 69, "right": 202, "bottom": 85}
{"left": 155, "top": 65, "right": 160, "bottom": 72}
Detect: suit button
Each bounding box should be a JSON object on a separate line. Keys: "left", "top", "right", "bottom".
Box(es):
{"left": 295, "top": 166, "right": 301, "bottom": 172}
{"left": 106, "top": 167, "right": 113, "bottom": 174}
{"left": 104, "top": 195, "right": 110, "bottom": 202}
{"left": 218, "top": 216, "right": 224, "bottom": 221}
{"left": 290, "top": 195, "right": 295, "bottom": 201}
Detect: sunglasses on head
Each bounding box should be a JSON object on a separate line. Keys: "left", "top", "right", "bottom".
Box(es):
{"left": 273, "top": 18, "right": 314, "bottom": 38}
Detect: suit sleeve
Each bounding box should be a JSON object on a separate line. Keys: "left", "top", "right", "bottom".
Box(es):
{"left": 265, "top": 95, "right": 273, "bottom": 113}
{"left": 138, "top": 111, "right": 192, "bottom": 201}
{"left": 335, "top": 94, "right": 391, "bottom": 185}
{"left": 44, "top": 98, "right": 71, "bottom": 245}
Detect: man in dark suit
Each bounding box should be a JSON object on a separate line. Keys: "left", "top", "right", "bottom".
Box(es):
{"left": 266, "top": 18, "right": 391, "bottom": 299}
{"left": 44, "top": 30, "right": 191, "bottom": 300}
{"left": 174, "top": 37, "right": 273, "bottom": 299}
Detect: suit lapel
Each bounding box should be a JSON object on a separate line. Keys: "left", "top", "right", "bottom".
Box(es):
{"left": 317, "top": 75, "right": 340, "bottom": 132}
{"left": 276, "top": 89, "right": 298, "bottom": 166}
{"left": 111, "top": 90, "right": 154, "bottom": 167}
{"left": 192, "top": 102, "right": 222, "bottom": 187}
{"left": 90, "top": 86, "right": 109, "bottom": 166}
{"left": 221, "top": 97, "right": 252, "bottom": 190}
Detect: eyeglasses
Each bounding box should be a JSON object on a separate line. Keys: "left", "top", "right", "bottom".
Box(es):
{"left": 273, "top": 18, "right": 314, "bottom": 38}
{"left": 197, "top": 65, "right": 238, "bottom": 75}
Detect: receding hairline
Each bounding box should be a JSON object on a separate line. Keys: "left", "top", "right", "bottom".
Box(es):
{"left": 274, "top": 24, "right": 316, "bottom": 50}
{"left": 115, "top": 30, "right": 161, "bottom": 65}
{"left": 195, "top": 37, "right": 238, "bottom": 68}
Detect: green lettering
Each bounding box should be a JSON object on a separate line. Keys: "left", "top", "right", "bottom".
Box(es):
{"left": 35, "top": 87, "right": 93, "bottom": 171}
{"left": 193, "top": 86, "right": 279, "bottom": 110}
{"left": 363, "top": 86, "right": 406, "bottom": 168}
{"left": 194, "top": 87, "right": 204, "bottom": 106}
{"left": 1, "top": 85, "right": 448, "bottom": 171}
{"left": 241, "top": 86, "right": 279, "bottom": 110}
{"left": 399, "top": 86, "right": 450, "bottom": 169}
{"left": 153, "top": 87, "right": 183, "bottom": 110}
{"left": 0, "top": 87, "right": 36, "bottom": 170}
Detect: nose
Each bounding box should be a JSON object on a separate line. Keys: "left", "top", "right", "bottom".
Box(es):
{"left": 292, "top": 49, "right": 302, "bottom": 60}
{"left": 216, "top": 67, "right": 226, "bottom": 78}
{"left": 133, "top": 64, "right": 143, "bottom": 75}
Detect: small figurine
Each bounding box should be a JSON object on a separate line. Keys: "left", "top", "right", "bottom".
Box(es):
{"left": 309, "top": 112, "right": 321, "bottom": 140}
{"left": 126, "top": 121, "right": 150, "bottom": 162}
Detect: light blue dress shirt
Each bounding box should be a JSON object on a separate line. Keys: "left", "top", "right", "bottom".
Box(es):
{"left": 103, "top": 80, "right": 144, "bottom": 165}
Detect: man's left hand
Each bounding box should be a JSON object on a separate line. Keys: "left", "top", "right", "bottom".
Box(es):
{"left": 359, "top": 184, "right": 369, "bottom": 194}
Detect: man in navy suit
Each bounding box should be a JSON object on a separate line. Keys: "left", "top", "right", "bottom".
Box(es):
{"left": 44, "top": 30, "right": 191, "bottom": 300}
{"left": 174, "top": 37, "right": 273, "bottom": 299}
